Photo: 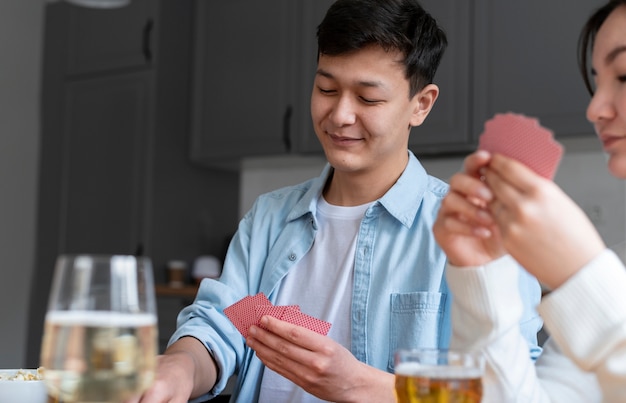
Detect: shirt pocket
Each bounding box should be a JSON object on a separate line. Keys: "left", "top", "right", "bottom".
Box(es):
{"left": 387, "top": 291, "right": 447, "bottom": 371}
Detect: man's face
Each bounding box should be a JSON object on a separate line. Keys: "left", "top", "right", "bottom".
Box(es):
{"left": 310, "top": 45, "right": 431, "bottom": 177}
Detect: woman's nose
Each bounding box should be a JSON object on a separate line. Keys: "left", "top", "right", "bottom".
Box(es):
{"left": 586, "top": 84, "right": 616, "bottom": 124}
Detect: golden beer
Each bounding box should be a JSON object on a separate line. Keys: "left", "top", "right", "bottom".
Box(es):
{"left": 394, "top": 350, "right": 484, "bottom": 403}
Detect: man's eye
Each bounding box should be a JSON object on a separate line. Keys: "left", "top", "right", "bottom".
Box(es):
{"left": 360, "top": 97, "right": 381, "bottom": 104}
{"left": 318, "top": 87, "right": 335, "bottom": 94}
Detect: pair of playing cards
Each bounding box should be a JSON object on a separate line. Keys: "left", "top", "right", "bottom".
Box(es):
{"left": 478, "top": 112, "right": 564, "bottom": 180}
{"left": 223, "top": 292, "right": 332, "bottom": 338}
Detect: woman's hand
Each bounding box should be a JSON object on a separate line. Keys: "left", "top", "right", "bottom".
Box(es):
{"left": 483, "top": 153, "right": 606, "bottom": 289}
{"left": 433, "top": 150, "right": 507, "bottom": 267}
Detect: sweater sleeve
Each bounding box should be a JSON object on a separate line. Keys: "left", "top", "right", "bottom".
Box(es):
{"left": 538, "top": 249, "right": 626, "bottom": 402}
{"left": 447, "top": 256, "right": 601, "bottom": 402}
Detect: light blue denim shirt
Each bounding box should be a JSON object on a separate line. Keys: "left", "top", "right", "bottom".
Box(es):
{"left": 170, "top": 151, "right": 543, "bottom": 402}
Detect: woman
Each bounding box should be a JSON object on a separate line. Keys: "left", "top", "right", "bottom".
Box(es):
{"left": 433, "top": 1, "right": 626, "bottom": 401}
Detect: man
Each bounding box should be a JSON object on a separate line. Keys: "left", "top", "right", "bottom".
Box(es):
{"left": 138, "top": 0, "right": 543, "bottom": 402}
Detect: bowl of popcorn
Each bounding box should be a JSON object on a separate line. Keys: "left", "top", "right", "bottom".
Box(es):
{"left": 0, "top": 368, "right": 47, "bottom": 402}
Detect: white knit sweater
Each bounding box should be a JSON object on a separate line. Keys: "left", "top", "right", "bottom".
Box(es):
{"left": 447, "top": 250, "right": 626, "bottom": 402}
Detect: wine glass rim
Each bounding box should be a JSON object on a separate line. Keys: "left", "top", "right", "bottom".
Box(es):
{"left": 57, "top": 254, "right": 150, "bottom": 260}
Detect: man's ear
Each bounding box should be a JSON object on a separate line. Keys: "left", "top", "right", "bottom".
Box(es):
{"left": 409, "top": 84, "right": 439, "bottom": 127}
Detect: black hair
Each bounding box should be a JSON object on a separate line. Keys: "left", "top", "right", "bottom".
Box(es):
{"left": 578, "top": 0, "right": 626, "bottom": 94}
{"left": 317, "top": 0, "right": 447, "bottom": 98}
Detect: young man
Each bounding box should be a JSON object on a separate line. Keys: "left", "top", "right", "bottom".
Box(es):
{"left": 137, "top": 1, "right": 543, "bottom": 402}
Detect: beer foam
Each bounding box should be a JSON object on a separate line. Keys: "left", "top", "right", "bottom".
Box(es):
{"left": 395, "top": 362, "right": 482, "bottom": 379}
{"left": 45, "top": 310, "right": 157, "bottom": 327}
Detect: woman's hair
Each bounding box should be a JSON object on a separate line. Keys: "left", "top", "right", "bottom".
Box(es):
{"left": 578, "top": 0, "right": 626, "bottom": 94}
{"left": 316, "top": 0, "right": 447, "bottom": 98}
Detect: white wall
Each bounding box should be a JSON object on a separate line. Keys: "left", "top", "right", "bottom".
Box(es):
{"left": 240, "top": 137, "right": 626, "bottom": 250}
{"left": 0, "top": 1, "right": 44, "bottom": 366}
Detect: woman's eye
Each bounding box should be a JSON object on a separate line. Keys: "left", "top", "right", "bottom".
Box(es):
{"left": 618, "top": 75, "right": 626, "bottom": 83}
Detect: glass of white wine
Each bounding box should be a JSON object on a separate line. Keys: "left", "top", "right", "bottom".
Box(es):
{"left": 40, "top": 255, "right": 158, "bottom": 403}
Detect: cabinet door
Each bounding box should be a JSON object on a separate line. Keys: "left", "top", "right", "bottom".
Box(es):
{"left": 409, "top": 0, "right": 472, "bottom": 155}
{"left": 189, "top": 0, "right": 296, "bottom": 166}
{"left": 295, "top": 1, "right": 473, "bottom": 156}
{"left": 293, "top": 0, "right": 335, "bottom": 154}
{"left": 63, "top": 0, "right": 155, "bottom": 76}
{"left": 60, "top": 72, "right": 153, "bottom": 254}
{"left": 473, "top": 0, "right": 605, "bottom": 138}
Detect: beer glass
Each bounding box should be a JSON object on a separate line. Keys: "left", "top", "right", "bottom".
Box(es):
{"left": 394, "top": 348, "right": 484, "bottom": 403}
{"left": 40, "top": 255, "right": 158, "bottom": 403}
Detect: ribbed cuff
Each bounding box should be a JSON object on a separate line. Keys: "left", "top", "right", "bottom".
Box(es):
{"left": 447, "top": 255, "right": 523, "bottom": 344}
{"left": 447, "top": 254, "right": 522, "bottom": 318}
{"left": 539, "top": 249, "right": 626, "bottom": 367}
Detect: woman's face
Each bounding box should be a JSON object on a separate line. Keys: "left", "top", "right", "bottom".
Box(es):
{"left": 587, "top": 4, "right": 626, "bottom": 178}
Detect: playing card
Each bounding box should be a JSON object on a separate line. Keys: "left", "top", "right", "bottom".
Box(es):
{"left": 255, "top": 305, "right": 300, "bottom": 330}
{"left": 223, "top": 293, "right": 272, "bottom": 338}
{"left": 224, "top": 293, "right": 331, "bottom": 338}
{"left": 478, "top": 112, "right": 564, "bottom": 179}
{"left": 281, "top": 307, "right": 332, "bottom": 336}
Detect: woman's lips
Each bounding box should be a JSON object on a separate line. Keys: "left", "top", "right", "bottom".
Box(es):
{"left": 600, "top": 134, "right": 625, "bottom": 150}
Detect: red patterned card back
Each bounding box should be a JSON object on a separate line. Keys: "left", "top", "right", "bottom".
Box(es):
{"left": 478, "top": 112, "right": 564, "bottom": 179}
{"left": 224, "top": 292, "right": 272, "bottom": 338}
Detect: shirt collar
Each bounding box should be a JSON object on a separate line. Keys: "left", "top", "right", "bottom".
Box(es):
{"left": 287, "top": 151, "right": 430, "bottom": 228}
{"left": 378, "top": 150, "right": 429, "bottom": 228}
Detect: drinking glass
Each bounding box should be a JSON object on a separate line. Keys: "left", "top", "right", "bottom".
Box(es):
{"left": 394, "top": 348, "right": 484, "bottom": 403}
{"left": 40, "top": 255, "right": 158, "bottom": 403}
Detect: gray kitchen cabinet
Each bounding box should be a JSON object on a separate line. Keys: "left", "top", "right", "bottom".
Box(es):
{"left": 190, "top": 0, "right": 603, "bottom": 167}
{"left": 28, "top": 1, "right": 158, "bottom": 366}
{"left": 409, "top": 0, "right": 472, "bottom": 155}
{"left": 190, "top": 0, "right": 474, "bottom": 165}
{"left": 36, "top": 1, "right": 157, "bottom": 259}
{"left": 290, "top": 0, "right": 335, "bottom": 154}
{"left": 28, "top": 0, "right": 240, "bottom": 366}
{"left": 190, "top": 0, "right": 297, "bottom": 167}
{"left": 64, "top": 0, "right": 156, "bottom": 76}
{"left": 60, "top": 72, "right": 153, "bottom": 254}
{"left": 472, "top": 0, "right": 605, "bottom": 138}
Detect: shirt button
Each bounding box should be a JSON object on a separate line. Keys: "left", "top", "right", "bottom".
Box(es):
{"left": 288, "top": 253, "right": 297, "bottom": 261}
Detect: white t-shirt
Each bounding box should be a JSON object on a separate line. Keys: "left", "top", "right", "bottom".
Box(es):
{"left": 258, "top": 196, "right": 372, "bottom": 402}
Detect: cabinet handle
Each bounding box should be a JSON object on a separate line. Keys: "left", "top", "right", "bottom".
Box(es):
{"left": 282, "top": 105, "right": 292, "bottom": 152}
{"left": 143, "top": 18, "right": 154, "bottom": 63}
{"left": 134, "top": 243, "right": 144, "bottom": 257}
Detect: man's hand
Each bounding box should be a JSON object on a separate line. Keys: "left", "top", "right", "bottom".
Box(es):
{"left": 128, "top": 337, "right": 217, "bottom": 403}
{"left": 246, "top": 315, "right": 395, "bottom": 403}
